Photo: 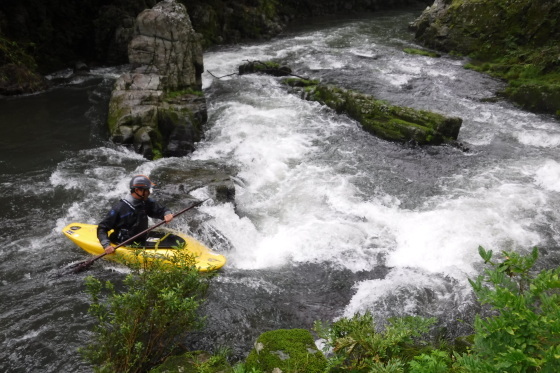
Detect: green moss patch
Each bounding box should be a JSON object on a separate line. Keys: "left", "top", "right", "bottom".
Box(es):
{"left": 245, "top": 329, "right": 326, "bottom": 373}
{"left": 403, "top": 48, "right": 441, "bottom": 58}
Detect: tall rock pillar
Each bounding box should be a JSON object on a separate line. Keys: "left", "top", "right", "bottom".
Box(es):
{"left": 107, "top": 0, "right": 206, "bottom": 160}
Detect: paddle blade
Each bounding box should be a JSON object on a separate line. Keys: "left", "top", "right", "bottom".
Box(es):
{"left": 71, "top": 259, "right": 95, "bottom": 274}
{"left": 57, "top": 253, "right": 106, "bottom": 276}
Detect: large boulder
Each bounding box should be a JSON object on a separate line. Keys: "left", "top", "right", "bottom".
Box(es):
{"left": 107, "top": 0, "right": 206, "bottom": 159}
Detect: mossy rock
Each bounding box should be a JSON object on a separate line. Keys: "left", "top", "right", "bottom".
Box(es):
{"left": 403, "top": 48, "right": 441, "bottom": 58}
{"left": 282, "top": 78, "right": 320, "bottom": 88}
{"left": 286, "top": 79, "right": 462, "bottom": 145}
{"left": 504, "top": 82, "right": 560, "bottom": 117}
{"left": 245, "top": 329, "right": 326, "bottom": 373}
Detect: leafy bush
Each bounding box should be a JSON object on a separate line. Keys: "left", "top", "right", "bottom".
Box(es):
{"left": 314, "top": 312, "right": 440, "bottom": 372}
{"left": 312, "top": 247, "right": 560, "bottom": 373}
{"left": 81, "top": 248, "right": 215, "bottom": 373}
{"left": 0, "top": 36, "right": 37, "bottom": 68}
{"left": 149, "top": 348, "right": 233, "bottom": 373}
{"left": 454, "top": 246, "right": 560, "bottom": 373}
{"left": 409, "top": 349, "right": 452, "bottom": 373}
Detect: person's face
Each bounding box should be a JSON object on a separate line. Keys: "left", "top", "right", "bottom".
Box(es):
{"left": 135, "top": 188, "right": 151, "bottom": 200}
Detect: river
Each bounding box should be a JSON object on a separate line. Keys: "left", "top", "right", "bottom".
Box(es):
{"left": 2, "top": 9, "right": 560, "bottom": 372}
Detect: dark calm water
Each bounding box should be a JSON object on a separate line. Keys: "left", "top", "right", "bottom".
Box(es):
{"left": 2, "top": 9, "right": 560, "bottom": 372}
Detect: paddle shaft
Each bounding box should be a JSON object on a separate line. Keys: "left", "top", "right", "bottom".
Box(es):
{"left": 72, "top": 199, "right": 207, "bottom": 273}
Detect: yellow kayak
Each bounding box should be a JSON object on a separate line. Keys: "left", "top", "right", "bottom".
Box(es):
{"left": 62, "top": 223, "right": 226, "bottom": 272}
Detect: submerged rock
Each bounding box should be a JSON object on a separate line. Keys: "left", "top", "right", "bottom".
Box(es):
{"left": 285, "top": 79, "right": 463, "bottom": 146}
{"left": 107, "top": 0, "right": 206, "bottom": 159}
{"left": 239, "top": 60, "right": 292, "bottom": 77}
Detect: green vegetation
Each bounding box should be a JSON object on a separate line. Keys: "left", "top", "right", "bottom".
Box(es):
{"left": 149, "top": 349, "right": 232, "bottom": 373}
{"left": 403, "top": 48, "right": 441, "bottom": 58}
{"left": 80, "top": 242, "right": 560, "bottom": 373}
{"left": 81, "top": 247, "right": 215, "bottom": 373}
{"left": 258, "top": 0, "right": 279, "bottom": 19}
{"left": 315, "top": 313, "right": 439, "bottom": 372}
{"left": 282, "top": 77, "right": 320, "bottom": 87}
{"left": 245, "top": 329, "right": 326, "bottom": 373}
{"left": 312, "top": 247, "right": 560, "bottom": 373}
{"left": 0, "top": 36, "right": 38, "bottom": 69}
{"left": 454, "top": 246, "right": 560, "bottom": 372}
{"left": 414, "top": 0, "right": 560, "bottom": 116}
{"left": 165, "top": 88, "right": 204, "bottom": 100}
{"left": 464, "top": 45, "right": 560, "bottom": 115}
{"left": 0, "top": 35, "right": 46, "bottom": 94}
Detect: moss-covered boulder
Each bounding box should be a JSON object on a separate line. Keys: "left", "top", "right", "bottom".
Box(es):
{"left": 245, "top": 329, "right": 327, "bottom": 373}
{"left": 410, "top": 0, "right": 560, "bottom": 117}
{"left": 286, "top": 79, "right": 462, "bottom": 146}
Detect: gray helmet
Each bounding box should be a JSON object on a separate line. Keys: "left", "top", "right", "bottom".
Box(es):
{"left": 129, "top": 175, "right": 155, "bottom": 190}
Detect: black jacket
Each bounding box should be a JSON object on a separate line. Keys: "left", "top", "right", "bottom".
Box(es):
{"left": 97, "top": 194, "right": 171, "bottom": 247}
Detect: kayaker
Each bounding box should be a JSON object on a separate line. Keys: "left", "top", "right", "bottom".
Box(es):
{"left": 97, "top": 175, "right": 174, "bottom": 254}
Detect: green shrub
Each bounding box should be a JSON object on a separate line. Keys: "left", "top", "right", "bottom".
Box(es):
{"left": 409, "top": 349, "right": 452, "bottom": 373}
{"left": 0, "top": 36, "right": 37, "bottom": 68}
{"left": 454, "top": 246, "right": 560, "bottom": 372}
{"left": 149, "top": 348, "right": 232, "bottom": 373}
{"left": 315, "top": 312, "right": 438, "bottom": 372}
{"left": 81, "top": 248, "right": 215, "bottom": 373}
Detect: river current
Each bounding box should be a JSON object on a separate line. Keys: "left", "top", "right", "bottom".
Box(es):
{"left": 2, "top": 9, "right": 560, "bottom": 372}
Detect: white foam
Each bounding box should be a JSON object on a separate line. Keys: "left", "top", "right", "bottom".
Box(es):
{"left": 196, "top": 43, "right": 556, "bottom": 277}
{"left": 342, "top": 268, "right": 473, "bottom": 319}
{"left": 516, "top": 130, "right": 560, "bottom": 148}
{"left": 534, "top": 160, "right": 560, "bottom": 192}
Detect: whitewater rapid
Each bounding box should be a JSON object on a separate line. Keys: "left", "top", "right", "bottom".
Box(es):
{"left": 2, "top": 10, "right": 560, "bottom": 372}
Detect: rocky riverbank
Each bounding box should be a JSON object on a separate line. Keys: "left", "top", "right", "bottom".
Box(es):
{"left": 1, "top": 0, "right": 558, "bottom": 142}
{"left": 410, "top": 0, "right": 560, "bottom": 117}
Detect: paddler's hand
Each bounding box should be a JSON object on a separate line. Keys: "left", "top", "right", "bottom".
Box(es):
{"left": 164, "top": 213, "right": 173, "bottom": 224}
{"left": 104, "top": 245, "right": 116, "bottom": 255}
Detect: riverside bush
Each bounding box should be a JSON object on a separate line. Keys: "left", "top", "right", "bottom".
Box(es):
{"left": 81, "top": 248, "right": 215, "bottom": 373}
{"left": 314, "top": 312, "right": 440, "bottom": 372}
{"left": 454, "top": 246, "right": 560, "bottom": 372}
{"left": 313, "top": 247, "right": 560, "bottom": 373}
